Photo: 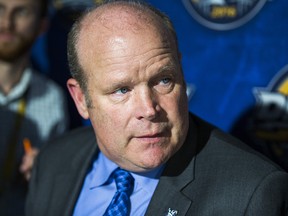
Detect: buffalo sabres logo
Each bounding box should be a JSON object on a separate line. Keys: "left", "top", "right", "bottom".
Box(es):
{"left": 253, "top": 65, "right": 288, "bottom": 143}
{"left": 251, "top": 65, "right": 288, "bottom": 169}
{"left": 182, "top": 0, "right": 267, "bottom": 30}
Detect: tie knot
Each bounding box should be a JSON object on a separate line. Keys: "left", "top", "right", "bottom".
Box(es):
{"left": 113, "top": 168, "right": 134, "bottom": 194}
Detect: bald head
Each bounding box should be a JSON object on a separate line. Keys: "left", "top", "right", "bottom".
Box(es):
{"left": 83, "top": 2, "right": 156, "bottom": 33}
{"left": 67, "top": 0, "right": 179, "bottom": 92}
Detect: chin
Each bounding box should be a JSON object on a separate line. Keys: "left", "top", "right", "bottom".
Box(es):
{"left": 136, "top": 153, "right": 169, "bottom": 171}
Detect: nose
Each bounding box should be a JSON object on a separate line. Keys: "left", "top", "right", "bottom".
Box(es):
{"left": 134, "top": 87, "right": 160, "bottom": 120}
{"left": 0, "top": 11, "right": 13, "bottom": 30}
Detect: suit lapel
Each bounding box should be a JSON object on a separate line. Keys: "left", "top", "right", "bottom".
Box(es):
{"left": 144, "top": 159, "right": 196, "bottom": 216}
{"left": 145, "top": 114, "right": 213, "bottom": 216}
{"left": 47, "top": 129, "right": 99, "bottom": 216}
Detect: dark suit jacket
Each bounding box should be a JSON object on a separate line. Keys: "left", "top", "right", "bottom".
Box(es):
{"left": 26, "top": 114, "right": 288, "bottom": 216}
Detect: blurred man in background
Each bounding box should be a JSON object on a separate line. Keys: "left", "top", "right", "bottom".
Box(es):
{"left": 0, "top": 0, "right": 68, "bottom": 215}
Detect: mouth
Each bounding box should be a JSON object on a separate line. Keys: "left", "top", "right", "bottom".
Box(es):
{"left": 134, "top": 132, "right": 167, "bottom": 144}
{"left": 0, "top": 32, "right": 15, "bottom": 41}
{"left": 138, "top": 132, "right": 161, "bottom": 138}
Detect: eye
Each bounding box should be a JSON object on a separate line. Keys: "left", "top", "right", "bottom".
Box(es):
{"left": 154, "top": 76, "right": 174, "bottom": 94}
{"left": 0, "top": 6, "right": 4, "bottom": 17}
{"left": 115, "top": 87, "right": 130, "bottom": 95}
{"left": 14, "top": 7, "right": 32, "bottom": 18}
{"left": 110, "top": 86, "right": 131, "bottom": 103}
{"left": 159, "top": 77, "right": 171, "bottom": 85}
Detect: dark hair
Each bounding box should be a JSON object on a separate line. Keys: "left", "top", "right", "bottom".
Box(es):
{"left": 67, "top": 0, "right": 179, "bottom": 96}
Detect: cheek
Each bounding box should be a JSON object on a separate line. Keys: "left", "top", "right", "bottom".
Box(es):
{"left": 89, "top": 106, "right": 135, "bottom": 164}
{"left": 15, "top": 18, "right": 40, "bottom": 37}
{"left": 164, "top": 89, "right": 189, "bottom": 137}
{"left": 88, "top": 105, "right": 130, "bottom": 144}
{"left": 90, "top": 109, "right": 121, "bottom": 131}
{"left": 162, "top": 88, "right": 188, "bottom": 118}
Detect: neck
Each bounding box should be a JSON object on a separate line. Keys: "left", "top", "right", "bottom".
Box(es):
{"left": 0, "top": 56, "right": 29, "bottom": 95}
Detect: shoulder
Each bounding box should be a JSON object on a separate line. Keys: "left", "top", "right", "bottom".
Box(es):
{"left": 192, "top": 117, "right": 288, "bottom": 200}
{"left": 186, "top": 113, "right": 288, "bottom": 194}
{"left": 27, "top": 71, "right": 68, "bottom": 116}
{"left": 208, "top": 129, "right": 281, "bottom": 172}
{"left": 190, "top": 113, "right": 283, "bottom": 172}
{"left": 37, "top": 126, "right": 96, "bottom": 166}
{"left": 183, "top": 115, "right": 288, "bottom": 213}
{"left": 29, "top": 70, "right": 66, "bottom": 99}
{"left": 203, "top": 130, "right": 288, "bottom": 214}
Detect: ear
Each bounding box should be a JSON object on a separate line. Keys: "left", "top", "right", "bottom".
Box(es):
{"left": 67, "top": 78, "right": 89, "bottom": 119}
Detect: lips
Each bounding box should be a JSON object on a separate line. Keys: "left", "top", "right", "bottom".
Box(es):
{"left": 136, "top": 132, "right": 164, "bottom": 138}
{"left": 131, "top": 124, "right": 171, "bottom": 144}
{"left": 133, "top": 130, "right": 169, "bottom": 144}
{"left": 0, "top": 32, "right": 16, "bottom": 41}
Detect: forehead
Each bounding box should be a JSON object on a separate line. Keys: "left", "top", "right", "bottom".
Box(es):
{"left": 84, "top": 4, "right": 157, "bottom": 31}
{"left": 76, "top": 4, "right": 174, "bottom": 65}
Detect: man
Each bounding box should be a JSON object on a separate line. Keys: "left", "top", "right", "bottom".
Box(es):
{"left": 26, "top": 1, "right": 288, "bottom": 215}
{"left": 0, "top": 0, "right": 68, "bottom": 215}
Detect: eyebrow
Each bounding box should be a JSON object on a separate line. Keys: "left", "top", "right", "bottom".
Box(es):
{"left": 100, "top": 59, "right": 178, "bottom": 91}
{"left": 159, "top": 63, "right": 177, "bottom": 72}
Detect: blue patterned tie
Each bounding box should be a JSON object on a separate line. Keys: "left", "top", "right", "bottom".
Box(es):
{"left": 103, "top": 168, "right": 135, "bottom": 216}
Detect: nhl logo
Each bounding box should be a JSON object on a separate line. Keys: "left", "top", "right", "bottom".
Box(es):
{"left": 182, "top": 0, "right": 267, "bottom": 30}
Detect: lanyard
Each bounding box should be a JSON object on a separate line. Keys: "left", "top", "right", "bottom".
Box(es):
{"left": 0, "top": 94, "right": 27, "bottom": 194}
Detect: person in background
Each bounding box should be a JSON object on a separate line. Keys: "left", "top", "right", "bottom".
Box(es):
{"left": 26, "top": 1, "right": 288, "bottom": 215}
{"left": 0, "top": 0, "right": 69, "bottom": 215}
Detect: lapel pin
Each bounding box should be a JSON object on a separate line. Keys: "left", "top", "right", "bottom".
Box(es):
{"left": 166, "top": 208, "right": 178, "bottom": 216}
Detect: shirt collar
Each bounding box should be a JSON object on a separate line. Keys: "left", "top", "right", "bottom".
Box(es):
{"left": 0, "top": 68, "right": 32, "bottom": 105}
{"left": 89, "top": 152, "right": 118, "bottom": 189}
{"left": 89, "top": 151, "right": 164, "bottom": 192}
{"left": 131, "top": 165, "right": 164, "bottom": 194}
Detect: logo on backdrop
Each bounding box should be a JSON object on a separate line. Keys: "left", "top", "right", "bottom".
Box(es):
{"left": 253, "top": 64, "right": 288, "bottom": 143}
{"left": 182, "top": 0, "right": 267, "bottom": 30}
{"left": 250, "top": 64, "right": 288, "bottom": 169}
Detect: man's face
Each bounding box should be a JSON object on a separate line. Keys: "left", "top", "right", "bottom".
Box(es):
{"left": 72, "top": 13, "right": 189, "bottom": 172}
{"left": 0, "top": 0, "right": 42, "bottom": 61}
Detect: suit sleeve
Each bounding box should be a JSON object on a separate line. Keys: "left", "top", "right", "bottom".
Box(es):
{"left": 245, "top": 170, "right": 288, "bottom": 216}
